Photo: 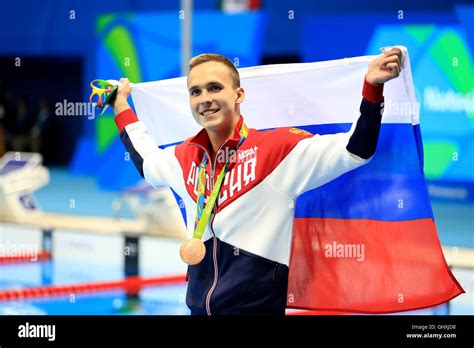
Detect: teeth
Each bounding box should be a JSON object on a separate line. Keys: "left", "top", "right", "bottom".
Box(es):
{"left": 202, "top": 109, "right": 218, "bottom": 116}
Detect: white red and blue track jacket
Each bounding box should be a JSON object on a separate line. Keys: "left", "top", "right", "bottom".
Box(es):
{"left": 114, "top": 79, "right": 384, "bottom": 315}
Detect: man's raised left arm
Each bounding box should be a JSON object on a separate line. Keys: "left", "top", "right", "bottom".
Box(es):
{"left": 346, "top": 47, "right": 403, "bottom": 160}
{"left": 266, "top": 48, "right": 403, "bottom": 198}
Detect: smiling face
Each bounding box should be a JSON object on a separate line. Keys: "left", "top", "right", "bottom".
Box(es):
{"left": 187, "top": 61, "right": 244, "bottom": 134}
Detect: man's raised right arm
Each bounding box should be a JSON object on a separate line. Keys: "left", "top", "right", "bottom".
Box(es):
{"left": 111, "top": 78, "right": 182, "bottom": 189}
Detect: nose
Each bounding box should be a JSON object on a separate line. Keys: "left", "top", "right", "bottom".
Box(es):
{"left": 197, "top": 95, "right": 212, "bottom": 112}
{"left": 199, "top": 90, "right": 212, "bottom": 104}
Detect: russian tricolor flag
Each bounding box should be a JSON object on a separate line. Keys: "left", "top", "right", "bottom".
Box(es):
{"left": 131, "top": 47, "right": 464, "bottom": 313}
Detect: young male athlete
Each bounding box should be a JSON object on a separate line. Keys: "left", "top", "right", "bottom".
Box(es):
{"left": 111, "top": 49, "right": 403, "bottom": 315}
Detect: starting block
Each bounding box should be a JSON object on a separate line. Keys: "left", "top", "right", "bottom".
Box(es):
{"left": 0, "top": 152, "right": 49, "bottom": 219}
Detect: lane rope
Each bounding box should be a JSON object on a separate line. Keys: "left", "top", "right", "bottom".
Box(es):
{"left": 0, "top": 274, "right": 186, "bottom": 302}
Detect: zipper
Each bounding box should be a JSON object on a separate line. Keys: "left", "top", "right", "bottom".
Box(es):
{"left": 205, "top": 141, "right": 228, "bottom": 315}
{"left": 191, "top": 141, "right": 228, "bottom": 316}
{"left": 205, "top": 228, "right": 218, "bottom": 315}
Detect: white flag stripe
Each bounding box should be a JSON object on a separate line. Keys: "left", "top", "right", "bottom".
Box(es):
{"left": 131, "top": 46, "right": 418, "bottom": 146}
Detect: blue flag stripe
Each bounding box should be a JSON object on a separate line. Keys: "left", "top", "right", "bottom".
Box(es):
{"left": 294, "top": 123, "right": 434, "bottom": 221}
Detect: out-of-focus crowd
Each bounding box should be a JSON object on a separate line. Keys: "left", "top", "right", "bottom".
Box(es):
{"left": 0, "top": 81, "right": 52, "bottom": 159}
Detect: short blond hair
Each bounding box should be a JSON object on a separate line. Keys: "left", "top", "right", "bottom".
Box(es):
{"left": 188, "top": 53, "right": 240, "bottom": 88}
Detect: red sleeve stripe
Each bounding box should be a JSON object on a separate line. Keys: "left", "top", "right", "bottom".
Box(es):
{"left": 362, "top": 78, "right": 384, "bottom": 104}
{"left": 115, "top": 108, "right": 139, "bottom": 133}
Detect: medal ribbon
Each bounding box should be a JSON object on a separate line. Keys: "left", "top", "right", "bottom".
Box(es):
{"left": 193, "top": 122, "right": 249, "bottom": 240}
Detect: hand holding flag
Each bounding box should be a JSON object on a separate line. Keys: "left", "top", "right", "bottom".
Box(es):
{"left": 110, "top": 78, "right": 133, "bottom": 115}
{"left": 366, "top": 47, "right": 403, "bottom": 84}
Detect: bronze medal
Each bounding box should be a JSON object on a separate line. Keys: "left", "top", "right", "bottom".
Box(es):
{"left": 180, "top": 238, "right": 206, "bottom": 265}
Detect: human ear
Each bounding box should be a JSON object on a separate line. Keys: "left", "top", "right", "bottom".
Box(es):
{"left": 235, "top": 87, "right": 245, "bottom": 104}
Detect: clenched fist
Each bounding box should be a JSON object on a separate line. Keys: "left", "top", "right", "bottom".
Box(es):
{"left": 110, "top": 77, "right": 132, "bottom": 115}
{"left": 366, "top": 48, "right": 403, "bottom": 85}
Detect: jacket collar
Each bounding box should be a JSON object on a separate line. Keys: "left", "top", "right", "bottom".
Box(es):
{"left": 189, "top": 115, "right": 245, "bottom": 156}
